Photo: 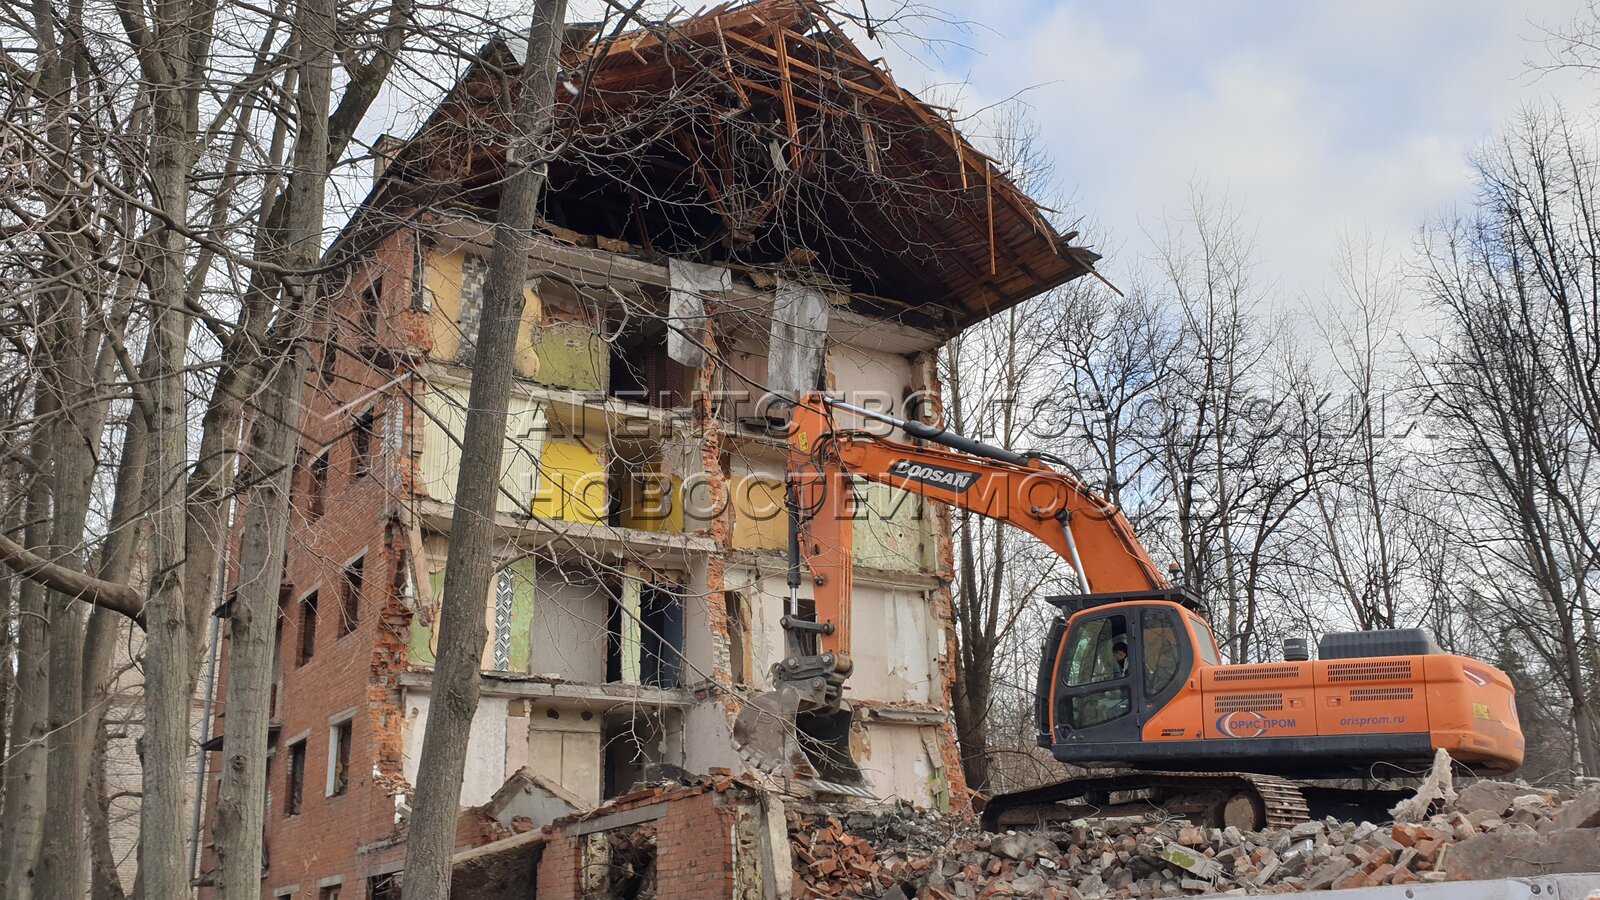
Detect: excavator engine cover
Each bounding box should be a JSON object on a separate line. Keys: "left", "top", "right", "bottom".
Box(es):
{"left": 1318, "top": 628, "right": 1442, "bottom": 660}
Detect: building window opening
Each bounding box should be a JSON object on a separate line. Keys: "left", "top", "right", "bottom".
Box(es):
{"left": 591, "top": 823, "right": 658, "bottom": 899}
{"left": 328, "top": 718, "right": 352, "bottom": 797}
{"left": 271, "top": 613, "right": 284, "bottom": 717}
{"left": 360, "top": 277, "right": 382, "bottom": 342}
{"left": 368, "top": 874, "right": 401, "bottom": 900}
{"left": 319, "top": 885, "right": 341, "bottom": 900}
{"left": 285, "top": 738, "right": 306, "bottom": 817}
{"left": 308, "top": 450, "right": 329, "bottom": 520}
{"left": 351, "top": 411, "right": 374, "bottom": 479}
{"left": 608, "top": 319, "right": 686, "bottom": 409}
{"left": 639, "top": 585, "right": 682, "bottom": 688}
{"left": 340, "top": 556, "right": 364, "bottom": 636}
{"left": 605, "top": 579, "right": 683, "bottom": 689}
{"left": 601, "top": 709, "right": 672, "bottom": 800}
{"left": 726, "top": 592, "right": 749, "bottom": 686}
{"left": 298, "top": 590, "right": 319, "bottom": 666}
{"left": 319, "top": 337, "right": 338, "bottom": 388}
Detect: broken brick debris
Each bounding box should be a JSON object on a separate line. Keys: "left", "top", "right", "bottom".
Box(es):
{"left": 445, "top": 771, "right": 1600, "bottom": 899}
{"left": 784, "top": 779, "right": 1600, "bottom": 899}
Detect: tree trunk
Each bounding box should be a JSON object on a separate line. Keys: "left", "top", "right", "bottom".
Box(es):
{"left": 88, "top": 709, "right": 130, "bottom": 900}
{"left": 36, "top": 422, "right": 97, "bottom": 900}
{"left": 2, "top": 9, "right": 81, "bottom": 890}
{"left": 0, "top": 454, "right": 53, "bottom": 897}
{"left": 400, "top": 4, "right": 566, "bottom": 895}
{"left": 212, "top": 350, "right": 310, "bottom": 896}
{"left": 81, "top": 398, "right": 151, "bottom": 900}
{"left": 212, "top": 0, "right": 332, "bottom": 885}
{"left": 37, "top": 252, "right": 109, "bottom": 900}
{"left": 140, "top": 65, "right": 200, "bottom": 900}
{"left": 951, "top": 658, "right": 992, "bottom": 791}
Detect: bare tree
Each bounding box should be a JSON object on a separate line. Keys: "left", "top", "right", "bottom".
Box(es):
{"left": 1415, "top": 106, "right": 1600, "bottom": 774}
{"left": 400, "top": 1, "right": 570, "bottom": 895}
{"left": 935, "top": 105, "right": 1074, "bottom": 792}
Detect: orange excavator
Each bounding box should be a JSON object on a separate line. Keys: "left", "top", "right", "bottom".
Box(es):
{"left": 734, "top": 393, "right": 1525, "bottom": 829}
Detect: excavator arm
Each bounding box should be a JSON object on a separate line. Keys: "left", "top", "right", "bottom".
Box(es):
{"left": 734, "top": 392, "right": 1165, "bottom": 791}
{"left": 789, "top": 394, "right": 1166, "bottom": 659}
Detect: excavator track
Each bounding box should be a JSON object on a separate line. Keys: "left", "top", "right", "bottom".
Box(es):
{"left": 981, "top": 770, "right": 1311, "bottom": 833}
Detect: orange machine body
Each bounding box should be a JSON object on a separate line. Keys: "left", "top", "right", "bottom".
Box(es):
{"left": 1041, "top": 601, "right": 1525, "bottom": 776}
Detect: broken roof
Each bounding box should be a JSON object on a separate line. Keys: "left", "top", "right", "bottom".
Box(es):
{"left": 371, "top": 0, "right": 1101, "bottom": 330}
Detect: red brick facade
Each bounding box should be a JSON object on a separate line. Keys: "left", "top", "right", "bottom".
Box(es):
{"left": 199, "top": 230, "right": 457, "bottom": 898}
{"left": 532, "top": 787, "right": 743, "bottom": 899}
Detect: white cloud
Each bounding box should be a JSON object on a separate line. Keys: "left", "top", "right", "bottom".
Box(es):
{"left": 870, "top": 0, "right": 1597, "bottom": 305}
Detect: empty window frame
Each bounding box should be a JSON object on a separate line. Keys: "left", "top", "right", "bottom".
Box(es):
{"left": 298, "top": 590, "right": 319, "bottom": 666}
{"left": 606, "top": 580, "right": 683, "bottom": 688}
{"left": 319, "top": 336, "right": 339, "bottom": 387}
{"left": 271, "top": 614, "right": 284, "bottom": 716}
{"left": 726, "top": 592, "right": 749, "bottom": 686}
{"left": 339, "top": 556, "right": 364, "bottom": 636}
{"left": 360, "top": 277, "right": 382, "bottom": 341}
{"left": 351, "top": 411, "right": 375, "bottom": 479}
{"left": 308, "top": 450, "right": 329, "bottom": 520}
{"left": 327, "top": 716, "right": 353, "bottom": 797}
{"left": 285, "top": 737, "right": 307, "bottom": 817}
{"left": 368, "top": 873, "right": 402, "bottom": 900}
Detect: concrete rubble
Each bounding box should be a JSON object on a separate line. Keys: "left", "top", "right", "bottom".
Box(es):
{"left": 442, "top": 769, "right": 1600, "bottom": 898}
{"left": 786, "top": 779, "right": 1600, "bottom": 899}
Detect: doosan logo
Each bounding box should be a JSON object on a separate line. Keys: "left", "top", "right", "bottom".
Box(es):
{"left": 889, "top": 460, "right": 979, "bottom": 493}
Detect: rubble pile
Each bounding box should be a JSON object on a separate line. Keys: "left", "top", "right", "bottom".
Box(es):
{"left": 788, "top": 781, "right": 1600, "bottom": 899}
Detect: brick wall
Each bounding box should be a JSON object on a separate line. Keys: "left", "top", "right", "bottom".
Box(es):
{"left": 529, "top": 783, "right": 767, "bottom": 900}
{"left": 200, "top": 229, "right": 452, "bottom": 899}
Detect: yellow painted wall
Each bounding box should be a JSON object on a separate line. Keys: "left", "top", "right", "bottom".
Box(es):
{"left": 532, "top": 440, "right": 607, "bottom": 524}
{"left": 425, "top": 250, "right": 465, "bottom": 362}
{"left": 424, "top": 249, "right": 543, "bottom": 378}
{"left": 723, "top": 472, "right": 929, "bottom": 568}
{"left": 731, "top": 473, "right": 787, "bottom": 551}
{"left": 418, "top": 382, "right": 549, "bottom": 516}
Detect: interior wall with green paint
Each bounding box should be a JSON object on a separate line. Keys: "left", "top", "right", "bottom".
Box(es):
{"left": 504, "top": 559, "right": 536, "bottom": 672}
{"left": 407, "top": 561, "right": 536, "bottom": 673}
{"left": 407, "top": 567, "right": 446, "bottom": 668}
{"left": 852, "top": 481, "right": 934, "bottom": 572}
{"left": 530, "top": 321, "right": 606, "bottom": 391}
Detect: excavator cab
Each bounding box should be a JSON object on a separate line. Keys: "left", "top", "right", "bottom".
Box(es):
{"left": 1033, "top": 590, "right": 1524, "bottom": 779}
{"left": 1035, "top": 591, "right": 1211, "bottom": 758}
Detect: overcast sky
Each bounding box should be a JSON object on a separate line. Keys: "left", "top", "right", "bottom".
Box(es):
{"left": 868, "top": 0, "right": 1600, "bottom": 307}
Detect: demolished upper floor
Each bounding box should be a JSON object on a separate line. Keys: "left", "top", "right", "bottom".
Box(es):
{"left": 331, "top": 0, "right": 1098, "bottom": 336}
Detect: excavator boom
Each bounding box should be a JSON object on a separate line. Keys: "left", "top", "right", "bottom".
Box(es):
{"left": 736, "top": 393, "right": 1166, "bottom": 791}
{"left": 787, "top": 395, "right": 1167, "bottom": 654}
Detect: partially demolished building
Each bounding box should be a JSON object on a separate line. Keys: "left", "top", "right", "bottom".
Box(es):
{"left": 196, "top": 2, "right": 1099, "bottom": 896}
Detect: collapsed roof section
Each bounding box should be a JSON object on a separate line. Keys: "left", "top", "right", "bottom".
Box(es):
{"left": 375, "top": 0, "right": 1099, "bottom": 332}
